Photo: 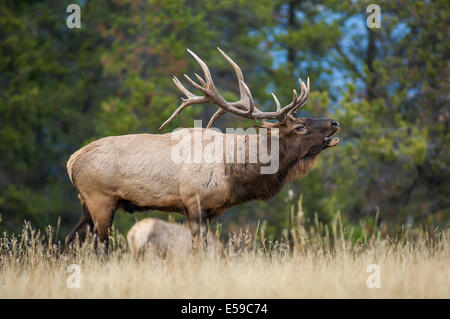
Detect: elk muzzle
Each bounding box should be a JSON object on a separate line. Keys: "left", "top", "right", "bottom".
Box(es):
{"left": 324, "top": 119, "right": 339, "bottom": 147}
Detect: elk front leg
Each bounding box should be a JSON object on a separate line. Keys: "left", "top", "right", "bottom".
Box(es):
{"left": 187, "top": 205, "right": 209, "bottom": 253}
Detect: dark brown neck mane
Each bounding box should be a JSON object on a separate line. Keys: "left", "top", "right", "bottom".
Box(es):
{"left": 225, "top": 133, "right": 319, "bottom": 206}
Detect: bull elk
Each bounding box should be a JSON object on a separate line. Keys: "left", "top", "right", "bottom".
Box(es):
{"left": 65, "top": 48, "right": 339, "bottom": 248}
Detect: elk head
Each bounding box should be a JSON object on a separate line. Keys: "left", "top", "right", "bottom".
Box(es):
{"left": 159, "top": 48, "right": 339, "bottom": 167}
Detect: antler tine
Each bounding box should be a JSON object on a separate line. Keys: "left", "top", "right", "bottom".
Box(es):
{"left": 187, "top": 48, "right": 214, "bottom": 87}
{"left": 298, "top": 77, "right": 310, "bottom": 104}
{"left": 217, "top": 47, "right": 247, "bottom": 102}
{"left": 206, "top": 109, "right": 227, "bottom": 128}
{"left": 299, "top": 77, "right": 309, "bottom": 104}
{"left": 183, "top": 74, "right": 208, "bottom": 94}
{"left": 287, "top": 77, "right": 310, "bottom": 116}
{"left": 194, "top": 73, "right": 207, "bottom": 87}
{"left": 272, "top": 93, "right": 281, "bottom": 112}
{"left": 298, "top": 78, "right": 310, "bottom": 107}
{"left": 159, "top": 104, "right": 185, "bottom": 131}
{"left": 287, "top": 79, "right": 304, "bottom": 117}
{"left": 202, "top": 48, "right": 251, "bottom": 127}
{"left": 172, "top": 76, "right": 195, "bottom": 98}
{"left": 240, "top": 81, "right": 255, "bottom": 115}
{"left": 159, "top": 76, "right": 206, "bottom": 130}
{"left": 159, "top": 96, "right": 206, "bottom": 130}
{"left": 271, "top": 88, "right": 299, "bottom": 119}
{"left": 217, "top": 47, "right": 262, "bottom": 114}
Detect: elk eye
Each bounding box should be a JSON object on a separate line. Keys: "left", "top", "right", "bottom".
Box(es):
{"left": 295, "top": 126, "right": 307, "bottom": 133}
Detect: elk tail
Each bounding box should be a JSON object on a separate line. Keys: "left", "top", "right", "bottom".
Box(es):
{"left": 66, "top": 148, "right": 84, "bottom": 184}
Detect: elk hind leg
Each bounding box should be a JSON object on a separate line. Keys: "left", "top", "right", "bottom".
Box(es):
{"left": 65, "top": 194, "right": 94, "bottom": 248}
{"left": 85, "top": 194, "right": 118, "bottom": 250}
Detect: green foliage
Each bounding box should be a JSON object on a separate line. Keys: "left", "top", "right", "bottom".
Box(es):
{"left": 0, "top": 0, "right": 448, "bottom": 240}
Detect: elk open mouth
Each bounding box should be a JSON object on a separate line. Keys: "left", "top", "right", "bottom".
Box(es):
{"left": 307, "top": 134, "right": 339, "bottom": 156}
{"left": 324, "top": 136, "right": 340, "bottom": 147}
{"left": 324, "top": 126, "right": 339, "bottom": 147}
{"left": 307, "top": 129, "right": 340, "bottom": 155}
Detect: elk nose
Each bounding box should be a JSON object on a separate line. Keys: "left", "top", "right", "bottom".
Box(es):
{"left": 330, "top": 120, "right": 339, "bottom": 128}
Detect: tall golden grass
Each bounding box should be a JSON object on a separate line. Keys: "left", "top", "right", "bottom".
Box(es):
{"left": 1, "top": 200, "right": 449, "bottom": 298}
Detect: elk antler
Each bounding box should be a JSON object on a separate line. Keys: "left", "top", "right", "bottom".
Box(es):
{"left": 159, "top": 48, "right": 310, "bottom": 130}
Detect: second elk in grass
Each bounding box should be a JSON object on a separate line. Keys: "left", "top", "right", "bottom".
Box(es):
{"left": 127, "top": 218, "right": 222, "bottom": 257}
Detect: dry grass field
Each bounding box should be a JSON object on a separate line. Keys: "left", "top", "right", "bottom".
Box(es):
{"left": 1, "top": 208, "right": 449, "bottom": 299}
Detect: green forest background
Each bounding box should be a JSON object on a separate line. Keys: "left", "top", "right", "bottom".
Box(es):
{"left": 1, "top": 0, "right": 448, "bottom": 240}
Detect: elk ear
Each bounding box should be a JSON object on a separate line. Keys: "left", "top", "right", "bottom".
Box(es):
{"left": 260, "top": 121, "right": 280, "bottom": 129}
{"left": 286, "top": 115, "right": 297, "bottom": 123}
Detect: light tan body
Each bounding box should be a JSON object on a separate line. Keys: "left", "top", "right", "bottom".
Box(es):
{"left": 66, "top": 129, "right": 238, "bottom": 245}
{"left": 127, "top": 218, "right": 221, "bottom": 256}
{"left": 68, "top": 130, "right": 233, "bottom": 214}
